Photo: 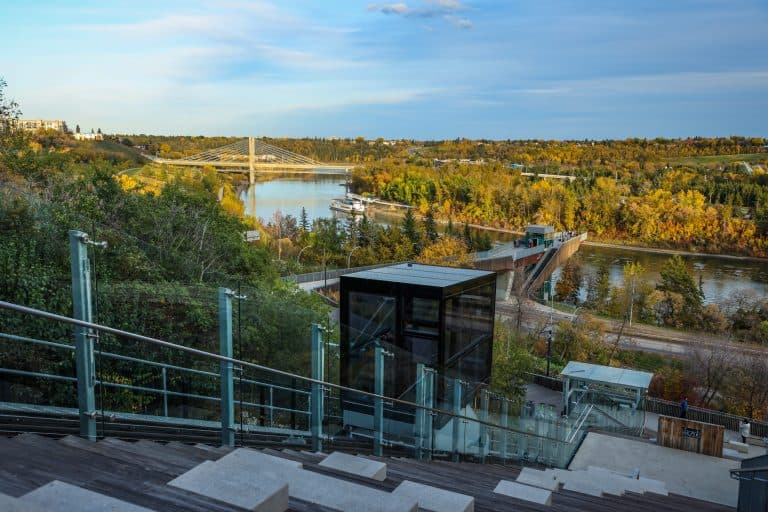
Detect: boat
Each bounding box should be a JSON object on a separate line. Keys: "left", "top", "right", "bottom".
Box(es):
{"left": 330, "top": 194, "right": 366, "bottom": 214}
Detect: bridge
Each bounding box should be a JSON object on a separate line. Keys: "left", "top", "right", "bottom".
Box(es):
{"left": 146, "top": 137, "right": 354, "bottom": 184}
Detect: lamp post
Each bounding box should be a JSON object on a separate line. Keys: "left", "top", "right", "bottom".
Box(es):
{"left": 347, "top": 246, "right": 361, "bottom": 268}
{"left": 297, "top": 244, "right": 312, "bottom": 265}
{"left": 546, "top": 330, "right": 553, "bottom": 377}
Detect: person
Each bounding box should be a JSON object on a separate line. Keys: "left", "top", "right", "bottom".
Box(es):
{"left": 740, "top": 418, "right": 751, "bottom": 444}
{"left": 680, "top": 397, "right": 688, "bottom": 419}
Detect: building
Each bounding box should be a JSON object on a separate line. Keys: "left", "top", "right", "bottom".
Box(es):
{"left": 73, "top": 132, "right": 104, "bottom": 141}
{"left": 14, "top": 119, "right": 69, "bottom": 132}
{"left": 339, "top": 263, "right": 497, "bottom": 430}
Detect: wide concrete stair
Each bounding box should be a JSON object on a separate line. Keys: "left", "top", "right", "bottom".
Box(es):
{"left": 0, "top": 433, "right": 734, "bottom": 511}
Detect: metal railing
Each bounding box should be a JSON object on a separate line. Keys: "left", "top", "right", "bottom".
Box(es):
{"left": 645, "top": 396, "right": 768, "bottom": 438}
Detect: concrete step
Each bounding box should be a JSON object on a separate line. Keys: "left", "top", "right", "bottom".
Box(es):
{"left": 214, "top": 448, "right": 418, "bottom": 512}
{"left": 493, "top": 480, "right": 553, "bottom": 505}
{"left": 168, "top": 460, "right": 289, "bottom": 512}
{"left": 20, "top": 480, "right": 156, "bottom": 512}
{"left": 515, "top": 467, "right": 560, "bottom": 491}
{"left": 585, "top": 466, "right": 668, "bottom": 495}
{"left": 318, "top": 451, "right": 387, "bottom": 481}
{"left": 0, "top": 492, "right": 44, "bottom": 512}
{"left": 392, "top": 480, "right": 474, "bottom": 512}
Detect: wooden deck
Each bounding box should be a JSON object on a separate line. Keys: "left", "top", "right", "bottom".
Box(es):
{"left": 0, "top": 434, "right": 734, "bottom": 511}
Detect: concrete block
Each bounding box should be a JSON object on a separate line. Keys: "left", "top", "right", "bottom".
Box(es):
{"left": 214, "top": 448, "right": 417, "bottom": 512}
{"left": 494, "top": 480, "right": 553, "bottom": 505}
{"left": 0, "top": 492, "right": 45, "bottom": 512}
{"left": 516, "top": 467, "right": 560, "bottom": 491}
{"left": 728, "top": 440, "right": 749, "bottom": 454}
{"left": 21, "top": 481, "right": 155, "bottom": 512}
{"left": 554, "top": 468, "right": 622, "bottom": 496}
{"left": 392, "top": 480, "right": 474, "bottom": 512}
{"left": 561, "top": 479, "right": 603, "bottom": 497}
{"left": 319, "top": 451, "right": 387, "bottom": 481}
{"left": 168, "top": 460, "right": 289, "bottom": 512}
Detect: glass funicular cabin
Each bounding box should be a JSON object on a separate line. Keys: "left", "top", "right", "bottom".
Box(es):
{"left": 339, "top": 263, "right": 496, "bottom": 439}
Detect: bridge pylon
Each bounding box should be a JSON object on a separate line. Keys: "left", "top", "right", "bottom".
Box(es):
{"left": 248, "top": 137, "right": 255, "bottom": 185}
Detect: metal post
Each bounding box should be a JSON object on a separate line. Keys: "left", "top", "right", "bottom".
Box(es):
{"left": 563, "top": 377, "right": 570, "bottom": 417}
{"left": 373, "top": 342, "right": 386, "bottom": 456}
{"left": 161, "top": 366, "right": 168, "bottom": 417}
{"left": 269, "top": 387, "right": 274, "bottom": 427}
{"left": 414, "top": 365, "right": 435, "bottom": 461}
{"left": 452, "top": 379, "right": 463, "bottom": 462}
{"left": 69, "top": 230, "right": 96, "bottom": 441}
{"left": 500, "top": 398, "right": 509, "bottom": 460}
{"left": 218, "top": 288, "right": 235, "bottom": 447}
{"left": 310, "top": 324, "right": 325, "bottom": 452}
{"left": 546, "top": 331, "right": 553, "bottom": 377}
{"left": 479, "top": 388, "right": 489, "bottom": 463}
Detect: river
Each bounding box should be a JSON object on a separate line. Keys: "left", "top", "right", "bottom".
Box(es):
{"left": 239, "top": 173, "right": 768, "bottom": 308}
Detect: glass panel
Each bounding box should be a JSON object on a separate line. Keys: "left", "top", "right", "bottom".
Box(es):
{"left": 444, "top": 282, "right": 494, "bottom": 367}
{"left": 404, "top": 297, "right": 439, "bottom": 337}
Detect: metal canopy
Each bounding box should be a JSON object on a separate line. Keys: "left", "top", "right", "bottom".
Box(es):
{"left": 561, "top": 361, "right": 653, "bottom": 390}
{"left": 343, "top": 263, "right": 494, "bottom": 289}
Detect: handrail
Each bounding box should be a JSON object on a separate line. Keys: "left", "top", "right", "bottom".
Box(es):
{"left": 0, "top": 300, "right": 572, "bottom": 443}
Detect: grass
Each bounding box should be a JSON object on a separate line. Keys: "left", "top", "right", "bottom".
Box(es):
{"left": 667, "top": 153, "right": 767, "bottom": 167}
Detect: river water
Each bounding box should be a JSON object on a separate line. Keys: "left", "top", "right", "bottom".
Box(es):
{"left": 239, "top": 174, "right": 768, "bottom": 307}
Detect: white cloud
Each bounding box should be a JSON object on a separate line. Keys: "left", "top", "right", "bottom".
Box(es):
{"left": 368, "top": 0, "right": 472, "bottom": 27}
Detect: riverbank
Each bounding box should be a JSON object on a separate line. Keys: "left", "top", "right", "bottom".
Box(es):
{"left": 582, "top": 241, "right": 768, "bottom": 263}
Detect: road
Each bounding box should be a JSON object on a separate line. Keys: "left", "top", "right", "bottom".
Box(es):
{"left": 495, "top": 298, "right": 767, "bottom": 359}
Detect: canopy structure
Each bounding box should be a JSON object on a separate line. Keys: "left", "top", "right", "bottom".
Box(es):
{"left": 561, "top": 361, "right": 654, "bottom": 415}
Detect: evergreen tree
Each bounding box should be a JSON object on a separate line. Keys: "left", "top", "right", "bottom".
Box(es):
{"left": 401, "top": 208, "right": 422, "bottom": 254}
{"left": 462, "top": 223, "right": 473, "bottom": 251}
{"left": 97, "top": 127, "right": 102, "bottom": 135}
{"left": 587, "top": 261, "right": 611, "bottom": 309}
{"left": 423, "top": 208, "right": 438, "bottom": 243}
{"left": 446, "top": 217, "right": 454, "bottom": 236}
{"left": 75, "top": 124, "right": 80, "bottom": 134}
{"left": 299, "top": 207, "right": 309, "bottom": 232}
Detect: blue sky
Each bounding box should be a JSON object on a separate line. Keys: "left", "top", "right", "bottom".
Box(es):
{"left": 1, "top": 0, "right": 766, "bottom": 139}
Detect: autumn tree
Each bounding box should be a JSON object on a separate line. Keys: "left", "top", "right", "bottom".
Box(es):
{"left": 555, "top": 259, "right": 582, "bottom": 304}
{"left": 657, "top": 255, "right": 704, "bottom": 327}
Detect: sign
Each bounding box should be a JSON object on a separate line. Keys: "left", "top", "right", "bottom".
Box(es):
{"left": 682, "top": 427, "right": 701, "bottom": 439}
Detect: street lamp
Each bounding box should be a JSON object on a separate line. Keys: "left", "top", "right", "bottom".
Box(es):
{"left": 546, "top": 329, "right": 553, "bottom": 377}
{"left": 347, "top": 246, "right": 361, "bottom": 268}
{"left": 297, "top": 244, "right": 312, "bottom": 264}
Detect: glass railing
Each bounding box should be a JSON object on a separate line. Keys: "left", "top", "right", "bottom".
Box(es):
{"left": 0, "top": 297, "right": 597, "bottom": 468}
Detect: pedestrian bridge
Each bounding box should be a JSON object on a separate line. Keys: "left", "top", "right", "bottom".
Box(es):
{"left": 146, "top": 137, "right": 353, "bottom": 183}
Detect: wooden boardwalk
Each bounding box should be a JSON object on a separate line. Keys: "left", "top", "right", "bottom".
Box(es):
{"left": 0, "top": 433, "right": 734, "bottom": 511}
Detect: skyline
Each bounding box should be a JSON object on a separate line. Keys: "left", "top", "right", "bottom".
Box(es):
{"left": 1, "top": 0, "right": 767, "bottom": 139}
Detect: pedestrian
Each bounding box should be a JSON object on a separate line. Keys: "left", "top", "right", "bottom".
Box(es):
{"left": 740, "top": 418, "right": 751, "bottom": 444}
{"left": 680, "top": 396, "right": 688, "bottom": 419}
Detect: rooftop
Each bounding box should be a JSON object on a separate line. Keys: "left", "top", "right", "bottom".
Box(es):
{"left": 341, "top": 263, "right": 494, "bottom": 289}
{"left": 561, "top": 361, "right": 654, "bottom": 390}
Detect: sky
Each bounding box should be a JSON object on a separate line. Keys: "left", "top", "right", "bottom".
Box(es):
{"left": 1, "top": 0, "right": 766, "bottom": 139}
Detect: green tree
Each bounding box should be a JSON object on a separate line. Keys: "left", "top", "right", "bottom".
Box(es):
{"left": 586, "top": 261, "right": 610, "bottom": 310}
{"left": 658, "top": 255, "right": 704, "bottom": 326}
{"left": 299, "top": 207, "right": 309, "bottom": 232}
{"left": 401, "top": 208, "right": 422, "bottom": 254}
{"left": 423, "top": 208, "right": 438, "bottom": 243}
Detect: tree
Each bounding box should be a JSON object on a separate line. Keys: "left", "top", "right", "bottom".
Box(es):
{"left": 586, "top": 261, "right": 610, "bottom": 310}
{"left": 417, "top": 236, "right": 472, "bottom": 267}
{"left": 423, "top": 208, "right": 438, "bottom": 243}
{"left": 76, "top": 124, "right": 81, "bottom": 134}
{"left": 299, "top": 207, "right": 309, "bottom": 232}
{"left": 658, "top": 255, "right": 704, "bottom": 327}
{"left": 554, "top": 259, "right": 582, "bottom": 304}
{"left": 462, "top": 223, "right": 473, "bottom": 251}
{"left": 686, "top": 339, "right": 734, "bottom": 407}
{"left": 97, "top": 127, "right": 102, "bottom": 135}
{"left": 401, "top": 208, "right": 422, "bottom": 254}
